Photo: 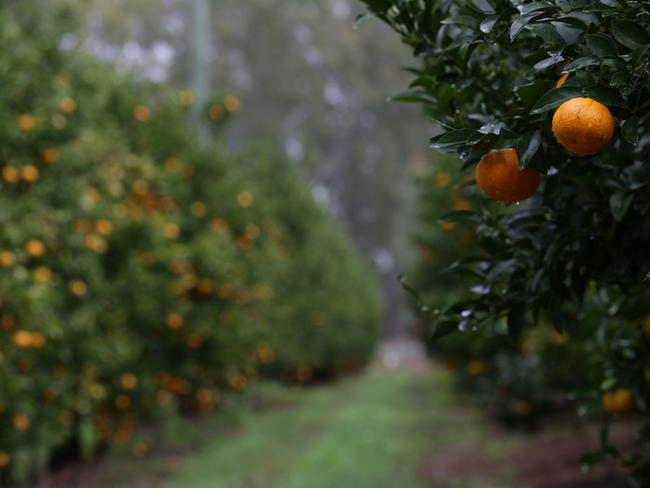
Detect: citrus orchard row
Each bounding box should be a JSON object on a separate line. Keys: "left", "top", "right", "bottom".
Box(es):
{"left": 0, "top": 4, "right": 379, "bottom": 484}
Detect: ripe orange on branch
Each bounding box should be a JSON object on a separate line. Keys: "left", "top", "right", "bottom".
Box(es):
{"left": 602, "top": 388, "right": 634, "bottom": 415}
{"left": 475, "top": 148, "right": 541, "bottom": 203}
{"left": 552, "top": 97, "right": 614, "bottom": 156}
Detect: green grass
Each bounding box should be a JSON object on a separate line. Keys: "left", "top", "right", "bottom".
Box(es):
{"left": 161, "top": 370, "right": 516, "bottom": 488}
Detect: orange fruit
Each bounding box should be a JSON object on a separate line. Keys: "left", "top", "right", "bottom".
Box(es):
{"left": 163, "top": 223, "right": 180, "bottom": 240}
{"left": 94, "top": 219, "right": 113, "bottom": 236}
{"left": 513, "top": 400, "right": 532, "bottom": 416}
{"left": 191, "top": 201, "right": 207, "bottom": 218}
{"left": 2, "top": 166, "right": 19, "bottom": 184}
{"left": 224, "top": 95, "right": 241, "bottom": 113}
{"left": 552, "top": 97, "right": 614, "bottom": 156}
{"left": 30, "top": 332, "right": 46, "bottom": 348}
{"left": 603, "top": 388, "right": 634, "bottom": 414}
{"left": 40, "top": 148, "right": 59, "bottom": 165}
{"left": 435, "top": 171, "right": 451, "bottom": 188}
{"left": 165, "top": 313, "right": 184, "bottom": 330}
{"left": 20, "top": 165, "right": 39, "bottom": 183}
{"left": 209, "top": 105, "right": 225, "bottom": 121}
{"left": 25, "top": 239, "right": 45, "bottom": 257}
{"left": 13, "top": 414, "right": 30, "bottom": 431}
{"left": 58, "top": 97, "right": 77, "bottom": 114}
{"left": 33, "top": 266, "right": 52, "bottom": 283}
{"left": 475, "top": 148, "right": 541, "bottom": 203}
{"left": 68, "top": 280, "right": 88, "bottom": 297}
{"left": 17, "top": 114, "right": 36, "bottom": 131}
{"left": 0, "top": 251, "right": 16, "bottom": 268}
{"left": 236, "top": 191, "right": 253, "bottom": 208}
{"left": 12, "top": 331, "right": 33, "bottom": 348}
{"left": 643, "top": 315, "right": 650, "bottom": 337}
{"left": 466, "top": 360, "right": 487, "bottom": 376}
{"left": 0, "top": 452, "right": 10, "bottom": 470}
{"left": 120, "top": 373, "right": 138, "bottom": 390}
{"left": 556, "top": 73, "right": 569, "bottom": 88}
{"left": 133, "top": 105, "right": 151, "bottom": 122}
{"left": 179, "top": 90, "right": 194, "bottom": 106}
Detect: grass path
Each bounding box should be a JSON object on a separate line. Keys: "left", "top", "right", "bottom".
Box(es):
{"left": 166, "top": 368, "right": 516, "bottom": 488}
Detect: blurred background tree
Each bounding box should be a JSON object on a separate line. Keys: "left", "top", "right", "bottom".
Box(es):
{"left": 63, "top": 0, "right": 432, "bottom": 336}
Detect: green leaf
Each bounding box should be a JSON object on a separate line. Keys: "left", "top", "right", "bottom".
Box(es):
{"left": 390, "top": 90, "right": 437, "bottom": 105}
{"left": 530, "top": 86, "right": 582, "bottom": 114}
{"left": 479, "top": 15, "right": 499, "bottom": 34}
{"left": 588, "top": 86, "right": 628, "bottom": 109}
{"left": 563, "top": 56, "right": 599, "bottom": 72}
{"left": 609, "top": 192, "right": 634, "bottom": 222}
{"left": 526, "top": 23, "right": 565, "bottom": 46}
{"left": 507, "top": 302, "right": 526, "bottom": 340}
{"left": 441, "top": 16, "right": 480, "bottom": 29}
{"left": 551, "top": 21, "right": 583, "bottom": 45}
{"left": 611, "top": 20, "right": 650, "bottom": 50}
{"left": 517, "top": 131, "right": 542, "bottom": 169}
{"left": 353, "top": 13, "right": 374, "bottom": 30}
{"left": 430, "top": 129, "right": 480, "bottom": 151}
{"left": 515, "top": 80, "right": 547, "bottom": 106}
{"left": 631, "top": 45, "right": 650, "bottom": 66}
{"left": 622, "top": 115, "right": 639, "bottom": 145}
{"left": 584, "top": 34, "right": 618, "bottom": 56}
{"left": 467, "top": 0, "right": 495, "bottom": 15}
{"left": 510, "top": 13, "right": 540, "bottom": 41}
{"left": 438, "top": 210, "right": 481, "bottom": 224}
{"left": 517, "top": 2, "right": 552, "bottom": 14}
{"left": 398, "top": 275, "right": 422, "bottom": 302}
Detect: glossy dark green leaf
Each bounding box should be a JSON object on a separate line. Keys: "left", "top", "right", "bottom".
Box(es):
{"left": 507, "top": 302, "right": 526, "bottom": 340}
{"left": 526, "top": 23, "right": 565, "bottom": 46}
{"left": 588, "top": 86, "right": 629, "bottom": 109}
{"left": 515, "top": 80, "right": 547, "bottom": 106}
{"left": 517, "top": 1, "right": 552, "bottom": 14}
{"left": 622, "top": 115, "right": 639, "bottom": 145}
{"left": 611, "top": 20, "right": 650, "bottom": 50}
{"left": 530, "top": 86, "right": 582, "bottom": 114}
{"left": 479, "top": 15, "right": 499, "bottom": 34}
{"left": 430, "top": 129, "right": 480, "bottom": 151}
{"left": 390, "top": 90, "right": 437, "bottom": 105}
{"left": 353, "top": 13, "right": 374, "bottom": 30}
{"left": 398, "top": 275, "right": 422, "bottom": 302}
{"left": 468, "top": 0, "right": 495, "bottom": 15}
{"left": 563, "top": 56, "right": 599, "bottom": 72}
{"left": 610, "top": 192, "right": 634, "bottom": 222}
{"left": 517, "top": 131, "right": 542, "bottom": 169}
{"left": 439, "top": 210, "right": 481, "bottom": 223}
{"left": 551, "top": 21, "right": 583, "bottom": 45}
{"left": 510, "top": 13, "right": 540, "bottom": 41}
{"left": 584, "top": 33, "right": 618, "bottom": 56}
{"left": 441, "top": 16, "right": 480, "bottom": 29}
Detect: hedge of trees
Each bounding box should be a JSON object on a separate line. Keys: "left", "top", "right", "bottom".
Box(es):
{"left": 0, "top": 3, "right": 379, "bottom": 484}
{"left": 360, "top": 0, "right": 650, "bottom": 484}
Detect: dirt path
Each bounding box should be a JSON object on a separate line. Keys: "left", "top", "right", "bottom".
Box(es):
{"left": 36, "top": 337, "right": 631, "bottom": 488}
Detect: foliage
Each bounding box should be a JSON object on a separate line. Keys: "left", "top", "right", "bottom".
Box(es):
{"left": 360, "top": 0, "right": 650, "bottom": 483}
{"left": 0, "top": 3, "right": 379, "bottom": 484}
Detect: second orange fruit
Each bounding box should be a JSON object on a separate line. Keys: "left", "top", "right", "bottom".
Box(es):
{"left": 476, "top": 148, "right": 541, "bottom": 203}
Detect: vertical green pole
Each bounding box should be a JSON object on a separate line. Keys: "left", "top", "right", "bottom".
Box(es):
{"left": 192, "top": 0, "right": 211, "bottom": 144}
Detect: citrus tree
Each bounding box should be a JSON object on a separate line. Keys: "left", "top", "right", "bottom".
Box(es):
{"left": 358, "top": 0, "right": 650, "bottom": 482}
{"left": 0, "top": 2, "right": 379, "bottom": 484}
